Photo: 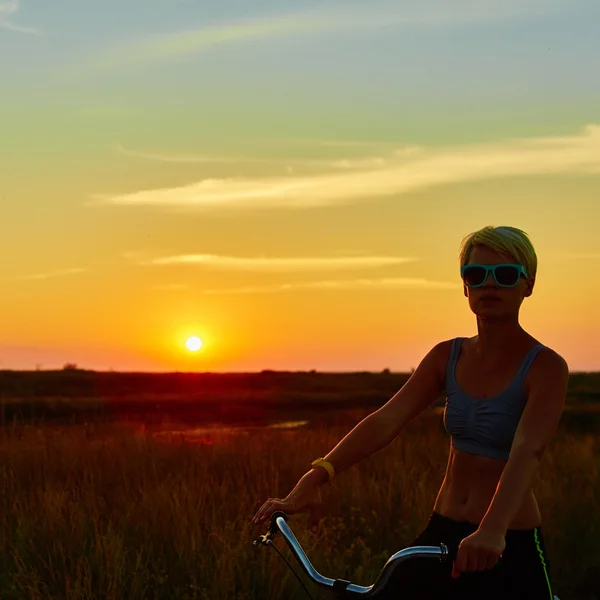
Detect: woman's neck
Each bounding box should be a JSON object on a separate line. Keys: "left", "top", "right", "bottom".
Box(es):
{"left": 473, "top": 320, "right": 528, "bottom": 355}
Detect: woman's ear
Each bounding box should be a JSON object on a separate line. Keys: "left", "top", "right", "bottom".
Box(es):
{"left": 524, "top": 278, "right": 535, "bottom": 297}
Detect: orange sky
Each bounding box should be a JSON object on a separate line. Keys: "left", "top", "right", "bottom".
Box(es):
{"left": 2, "top": 1, "right": 599, "bottom": 372}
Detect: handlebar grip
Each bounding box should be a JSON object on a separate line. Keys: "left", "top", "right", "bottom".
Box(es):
{"left": 270, "top": 511, "right": 288, "bottom": 522}
{"left": 268, "top": 511, "right": 288, "bottom": 535}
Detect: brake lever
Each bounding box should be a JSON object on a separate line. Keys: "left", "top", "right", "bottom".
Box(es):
{"left": 253, "top": 510, "right": 288, "bottom": 547}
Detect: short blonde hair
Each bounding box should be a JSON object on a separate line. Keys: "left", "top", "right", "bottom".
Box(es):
{"left": 459, "top": 226, "right": 537, "bottom": 280}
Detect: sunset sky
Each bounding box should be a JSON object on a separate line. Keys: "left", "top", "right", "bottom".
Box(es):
{"left": 2, "top": 0, "right": 599, "bottom": 372}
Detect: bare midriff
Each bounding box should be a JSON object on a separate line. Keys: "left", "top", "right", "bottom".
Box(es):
{"left": 433, "top": 446, "right": 542, "bottom": 530}
{"left": 432, "top": 334, "right": 545, "bottom": 530}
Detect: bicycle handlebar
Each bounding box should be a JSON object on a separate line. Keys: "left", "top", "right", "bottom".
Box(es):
{"left": 253, "top": 511, "right": 449, "bottom": 598}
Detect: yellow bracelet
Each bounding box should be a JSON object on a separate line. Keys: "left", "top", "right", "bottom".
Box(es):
{"left": 311, "top": 458, "right": 335, "bottom": 481}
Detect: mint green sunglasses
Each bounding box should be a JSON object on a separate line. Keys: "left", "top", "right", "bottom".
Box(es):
{"left": 461, "top": 263, "right": 528, "bottom": 288}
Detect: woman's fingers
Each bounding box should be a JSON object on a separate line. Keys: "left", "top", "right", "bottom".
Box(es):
{"left": 252, "top": 499, "right": 280, "bottom": 523}
{"left": 252, "top": 500, "right": 271, "bottom": 523}
{"left": 478, "top": 551, "right": 501, "bottom": 571}
{"left": 253, "top": 498, "right": 293, "bottom": 524}
{"left": 253, "top": 479, "right": 324, "bottom": 526}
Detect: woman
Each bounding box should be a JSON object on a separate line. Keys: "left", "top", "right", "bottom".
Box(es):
{"left": 252, "top": 226, "right": 569, "bottom": 599}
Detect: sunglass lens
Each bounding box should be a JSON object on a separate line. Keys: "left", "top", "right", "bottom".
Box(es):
{"left": 495, "top": 266, "right": 519, "bottom": 286}
{"left": 463, "top": 266, "right": 486, "bottom": 286}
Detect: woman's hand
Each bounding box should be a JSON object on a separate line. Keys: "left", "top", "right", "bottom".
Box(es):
{"left": 252, "top": 469, "right": 328, "bottom": 533}
{"left": 451, "top": 527, "right": 506, "bottom": 578}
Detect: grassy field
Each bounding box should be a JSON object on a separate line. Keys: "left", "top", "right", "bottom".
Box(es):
{"left": 2, "top": 369, "right": 599, "bottom": 424}
{"left": 1, "top": 408, "right": 599, "bottom": 599}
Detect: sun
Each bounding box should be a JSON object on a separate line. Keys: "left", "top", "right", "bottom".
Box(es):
{"left": 185, "top": 336, "right": 203, "bottom": 352}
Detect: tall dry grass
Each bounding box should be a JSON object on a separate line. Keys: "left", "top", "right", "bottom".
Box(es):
{"left": 0, "top": 411, "right": 598, "bottom": 599}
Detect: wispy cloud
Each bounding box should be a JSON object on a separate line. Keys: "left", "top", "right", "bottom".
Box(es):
{"left": 140, "top": 254, "right": 419, "bottom": 271}
{"left": 201, "top": 277, "right": 461, "bottom": 295}
{"left": 95, "top": 11, "right": 316, "bottom": 70}
{"left": 18, "top": 268, "right": 86, "bottom": 281}
{"left": 91, "top": 125, "right": 600, "bottom": 212}
{"left": 116, "top": 143, "right": 244, "bottom": 165}
{"left": 92, "top": 0, "right": 567, "bottom": 69}
{"left": 262, "top": 138, "right": 397, "bottom": 149}
{"left": 115, "top": 142, "right": 391, "bottom": 170}
{"left": 0, "top": 0, "right": 39, "bottom": 35}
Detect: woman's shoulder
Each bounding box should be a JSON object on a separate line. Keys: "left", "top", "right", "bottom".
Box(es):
{"left": 431, "top": 338, "right": 459, "bottom": 356}
{"left": 528, "top": 340, "right": 568, "bottom": 370}
{"left": 431, "top": 338, "right": 461, "bottom": 371}
{"left": 523, "top": 343, "right": 569, "bottom": 398}
{"left": 436, "top": 336, "right": 467, "bottom": 353}
{"left": 524, "top": 336, "right": 565, "bottom": 362}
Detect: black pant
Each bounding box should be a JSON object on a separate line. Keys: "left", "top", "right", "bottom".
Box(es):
{"left": 377, "top": 511, "right": 555, "bottom": 600}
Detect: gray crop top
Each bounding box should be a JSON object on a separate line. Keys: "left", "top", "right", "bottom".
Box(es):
{"left": 443, "top": 337, "right": 547, "bottom": 461}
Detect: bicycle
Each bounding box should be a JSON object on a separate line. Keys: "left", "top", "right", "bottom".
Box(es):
{"left": 253, "top": 511, "right": 560, "bottom": 599}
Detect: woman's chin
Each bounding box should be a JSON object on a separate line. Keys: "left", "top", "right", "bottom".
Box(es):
{"left": 473, "top": 306, "right": 506, "bottom": 318}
